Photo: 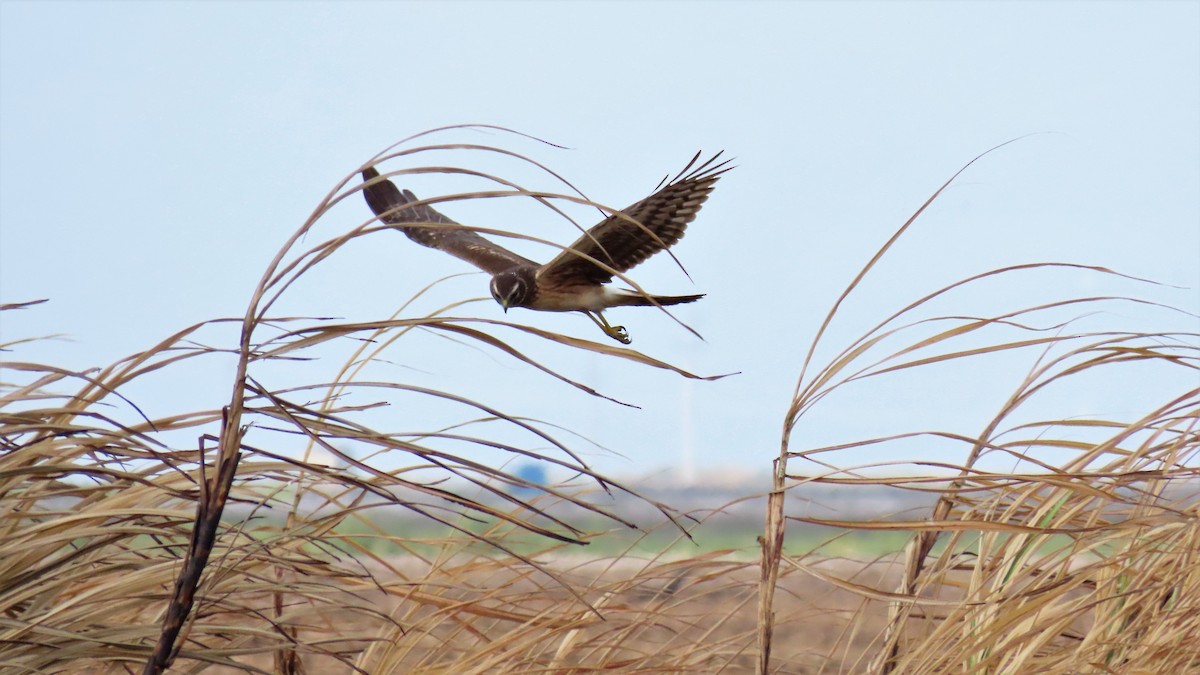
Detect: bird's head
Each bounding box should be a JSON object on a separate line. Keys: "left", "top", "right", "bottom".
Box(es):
{"left": 489, "top": 268, "right": 534, "bottom": 312}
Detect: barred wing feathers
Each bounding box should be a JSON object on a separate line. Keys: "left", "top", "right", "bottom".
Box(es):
{"left": 536, "top": 152, "right": 730, "bottom": 287}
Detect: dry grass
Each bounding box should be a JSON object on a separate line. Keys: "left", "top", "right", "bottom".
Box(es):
{"left": 760, "top": 142, "right": 1200, "bottom": 673}
{"left": 2, "top": 129, "right": 1196, "bottom": 673}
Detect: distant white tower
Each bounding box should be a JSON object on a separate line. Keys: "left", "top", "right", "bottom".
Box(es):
{"left": 680, "top": 379, "right": 697, "bottom": 485}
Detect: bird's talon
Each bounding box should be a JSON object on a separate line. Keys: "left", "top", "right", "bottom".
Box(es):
{"left": 612, "top": 326, "right": 631, "bottom": 344}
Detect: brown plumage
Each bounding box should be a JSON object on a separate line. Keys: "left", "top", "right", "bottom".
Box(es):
{"left": 361, "top": 152, "right": 729, "bottom": 343}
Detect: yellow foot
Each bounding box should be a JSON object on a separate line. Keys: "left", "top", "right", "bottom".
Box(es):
{"left": 607, "top": 325, "right": 631, "bottom": 345}
{"left": 584, "top": 311, "right": 632, "bottom": 344}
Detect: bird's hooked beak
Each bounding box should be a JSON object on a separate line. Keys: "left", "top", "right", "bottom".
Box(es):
{"left": 499, "top": 299, "right": 510, "bottom": 313}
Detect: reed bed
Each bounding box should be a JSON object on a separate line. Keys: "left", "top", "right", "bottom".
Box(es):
{"left": 2, "top": 129, "right": 1195, "bottom": 673}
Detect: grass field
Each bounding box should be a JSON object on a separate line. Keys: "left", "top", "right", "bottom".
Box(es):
{"left": 3, "top": 133, "right": 1197, "bottom": 673}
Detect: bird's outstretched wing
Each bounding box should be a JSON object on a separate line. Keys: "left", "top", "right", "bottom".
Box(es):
{"left": 362, "top": 167, "right": 535, "bottom": 275}
{"left": 536, "top": 152, "right": 731, "bottom": 287}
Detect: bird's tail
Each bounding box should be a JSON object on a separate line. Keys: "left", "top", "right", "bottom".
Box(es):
{"left": 619, "top": 292, "right": 705, "bottom": 307}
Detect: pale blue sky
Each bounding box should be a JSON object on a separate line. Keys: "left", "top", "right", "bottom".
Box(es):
{"left": 2, "top": 2, "right": 1197, "bottom": 482}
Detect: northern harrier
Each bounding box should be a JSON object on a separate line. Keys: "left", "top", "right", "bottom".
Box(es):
{"left": 361, "top": 153, "right": 729, "bottom": 344}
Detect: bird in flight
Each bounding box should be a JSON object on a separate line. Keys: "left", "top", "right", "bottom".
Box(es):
{"left": 360, "top": 152, "right": 729, "bottom": 344}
